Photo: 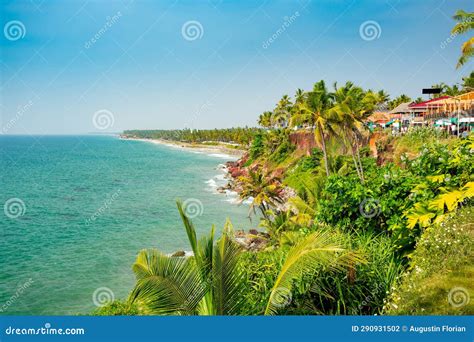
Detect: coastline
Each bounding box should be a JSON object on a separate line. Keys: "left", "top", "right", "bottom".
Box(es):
{"left": 120, "top": 135, "right": 245, "bottom": 159}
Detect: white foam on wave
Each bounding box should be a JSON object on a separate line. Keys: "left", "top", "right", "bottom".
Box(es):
{"left": 215, "top": 174, "right": 226, "bottom": 181}
{"left": 207, "top": 153, "right": 235, "bottom": 160}
{"left": 205, "top": 179, "right": 218, "bottom": 188}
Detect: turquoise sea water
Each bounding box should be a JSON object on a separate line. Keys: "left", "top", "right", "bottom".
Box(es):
{"left": 0, "top": 135, "right": 252, "bottom": 315}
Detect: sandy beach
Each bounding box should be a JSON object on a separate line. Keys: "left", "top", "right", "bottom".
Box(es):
{"left": 120, "top": 136, "right": 245, "bottom": 159}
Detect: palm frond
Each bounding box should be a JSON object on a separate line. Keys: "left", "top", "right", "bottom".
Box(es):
{"left": 212, "top": 221, "right": 247, "bottom": 315}
{"left": 264, "top": 230, "right": 365, "bottom": 315}
{"left": 129, "top": 249, "right": 205, "bottom": 315}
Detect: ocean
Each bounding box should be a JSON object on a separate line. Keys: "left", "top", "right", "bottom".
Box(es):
{"left": 0, "top": 135, "right": 252, "bottom": 315}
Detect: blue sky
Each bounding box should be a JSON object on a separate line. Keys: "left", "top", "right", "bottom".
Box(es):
{"left": 1, "top": 0, "right": 473, "bottom": 134}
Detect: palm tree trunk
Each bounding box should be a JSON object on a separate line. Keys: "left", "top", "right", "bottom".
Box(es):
{"left": 318, "top": 125, "right": 330, "bottom": 177}
{"left": 351, "top": 145, "right": 362, "bottom": 180}
{"left": 345, "top": 129, "right": 362, "bottom": 181}
{"left": 354, "top": 136, "right": 365, "bottom": 183}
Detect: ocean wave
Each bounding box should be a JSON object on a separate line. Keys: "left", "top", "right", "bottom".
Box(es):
{"left": 205, "top": 179, "right": 218, "bottom": 188}
{"left": 207, "top": 153, "right": 235, "bottom": 159}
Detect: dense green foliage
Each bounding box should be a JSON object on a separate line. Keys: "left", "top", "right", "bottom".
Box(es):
{"left": 92, "top": 300, "right": 142, "bottom": 316}
{"left": 110, "top": 68, "right": 473, "bottom": 316}
{"left": 386, "top": 206, "right": 474, "bottom": 314}
{"left": 123, "top": 128, "right": 259, "bottom": 146}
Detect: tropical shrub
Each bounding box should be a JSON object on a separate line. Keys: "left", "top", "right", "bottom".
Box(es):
{"left": 92, "top": 300, "right": 143, "bottom": 316}
{"left": 386, "top": 206, "right": 474, "bottom": 315}
{"left": 240, "top": 229, "right": 402, "bottom": 315}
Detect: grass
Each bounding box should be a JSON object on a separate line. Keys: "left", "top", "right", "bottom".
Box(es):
{"left": 386, "top": 206, "right": 474, "bottom": 315}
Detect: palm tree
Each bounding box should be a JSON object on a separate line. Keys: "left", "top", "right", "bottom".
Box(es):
{"left": 376, "top": 90, "right": 390, "bottom": 108}
{"left": 432, "top": 82, "right": 462, "bottom": 96}
{"left": 129, "top": 201, "right": 364, "bottom": 315}
{"left": 271, "top": 95, "right": 293, "bottom": 128}
{"left": 258, "top": 111, "right": 273, "bottom": 128}
{"left": 294, "top": 88, "right": 306, "bottom": 105}
{"left": 264, "top": 229, "right": 365, "bottom": 315}
{"left": 238, "top": 169, "right": 284, "bottom": 218}
{"left": 129, "top": 201, "right": 246, "bottom": 315}
{"left": 330, "top": 83, "right": 377, "bottom": 182}
{"left": 290, "top": 81, "right": 335, "bottom": 176}
{"left": 462, "top": 71, "right": 474, "bottom": 90}
{"left": 451, "top": 10, "right": 474, "bottom": 68}
{"left": 388, "top": 94, "right": 412, "bottom": 110}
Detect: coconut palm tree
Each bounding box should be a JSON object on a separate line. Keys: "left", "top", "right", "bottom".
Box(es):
{"left": 451, "top": 9, "right": 474, "bottom": 68}
{"left": 376, "top": 90, "right": 390, "bottom": 108}
{"left": 290, "top": 81, "right": 335, "bottom": 176}
{"left": 388, "top": 94, "right": 412, "bottom": 110}
{"left": 129, "top": 201, "right": 364, "bottom": 315}
{"left": 258, "top": 111, "right": 273, "bottom": 128}
{"left": 462, "top": 71, "right": 474, "bottom": 89}
{"left": 264, "top": 229, "right": 365, "bottom": 315}
{"left": 330, "top": 83, "right": 377, "bottom": 182}
{"left": 294, "top": 88, "right": 306, "bottom": 105}
{"left": 271, "top": 95, "right": 293, "bottom": 128}
{"left": 129, "top": 201, "right": 246, "bottom": 315}
{"left": 238, "top": 169, "right": 284, "bottom": 218}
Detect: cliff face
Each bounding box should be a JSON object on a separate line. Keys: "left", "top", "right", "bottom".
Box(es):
{"left": 289, "top": 131, "right": 317, "bottom": 155}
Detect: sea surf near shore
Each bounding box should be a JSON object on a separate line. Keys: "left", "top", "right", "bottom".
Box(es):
{"left": 120, "top": 135, "right": 244, "bottom": 159}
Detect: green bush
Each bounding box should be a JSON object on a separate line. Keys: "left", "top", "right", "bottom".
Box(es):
{"left": 238, "top": 229, "right": 403, "bottom": 315}
{"left": 249, "top": 132, "right": 264, "bottom": 160}
{"left": 92, "top": 300, "right": 143, "bottom": 316}
{"left": 386, "top": 206, "right": 474, "bottom": 315}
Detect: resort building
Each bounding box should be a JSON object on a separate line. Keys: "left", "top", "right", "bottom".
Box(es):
{"left": 408, "top": 96, "right": 451, "bottom": 126}
{"left": 367, "top": 111, "right": 390, "bottom": 127}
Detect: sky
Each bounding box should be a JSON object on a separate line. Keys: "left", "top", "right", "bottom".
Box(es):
{"left": 0, "top": 0, "right": 473, "bottom": 134}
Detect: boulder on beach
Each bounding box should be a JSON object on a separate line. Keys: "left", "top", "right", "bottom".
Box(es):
{"left": 171, "top": 250, "right": 186, "bottom": 257}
